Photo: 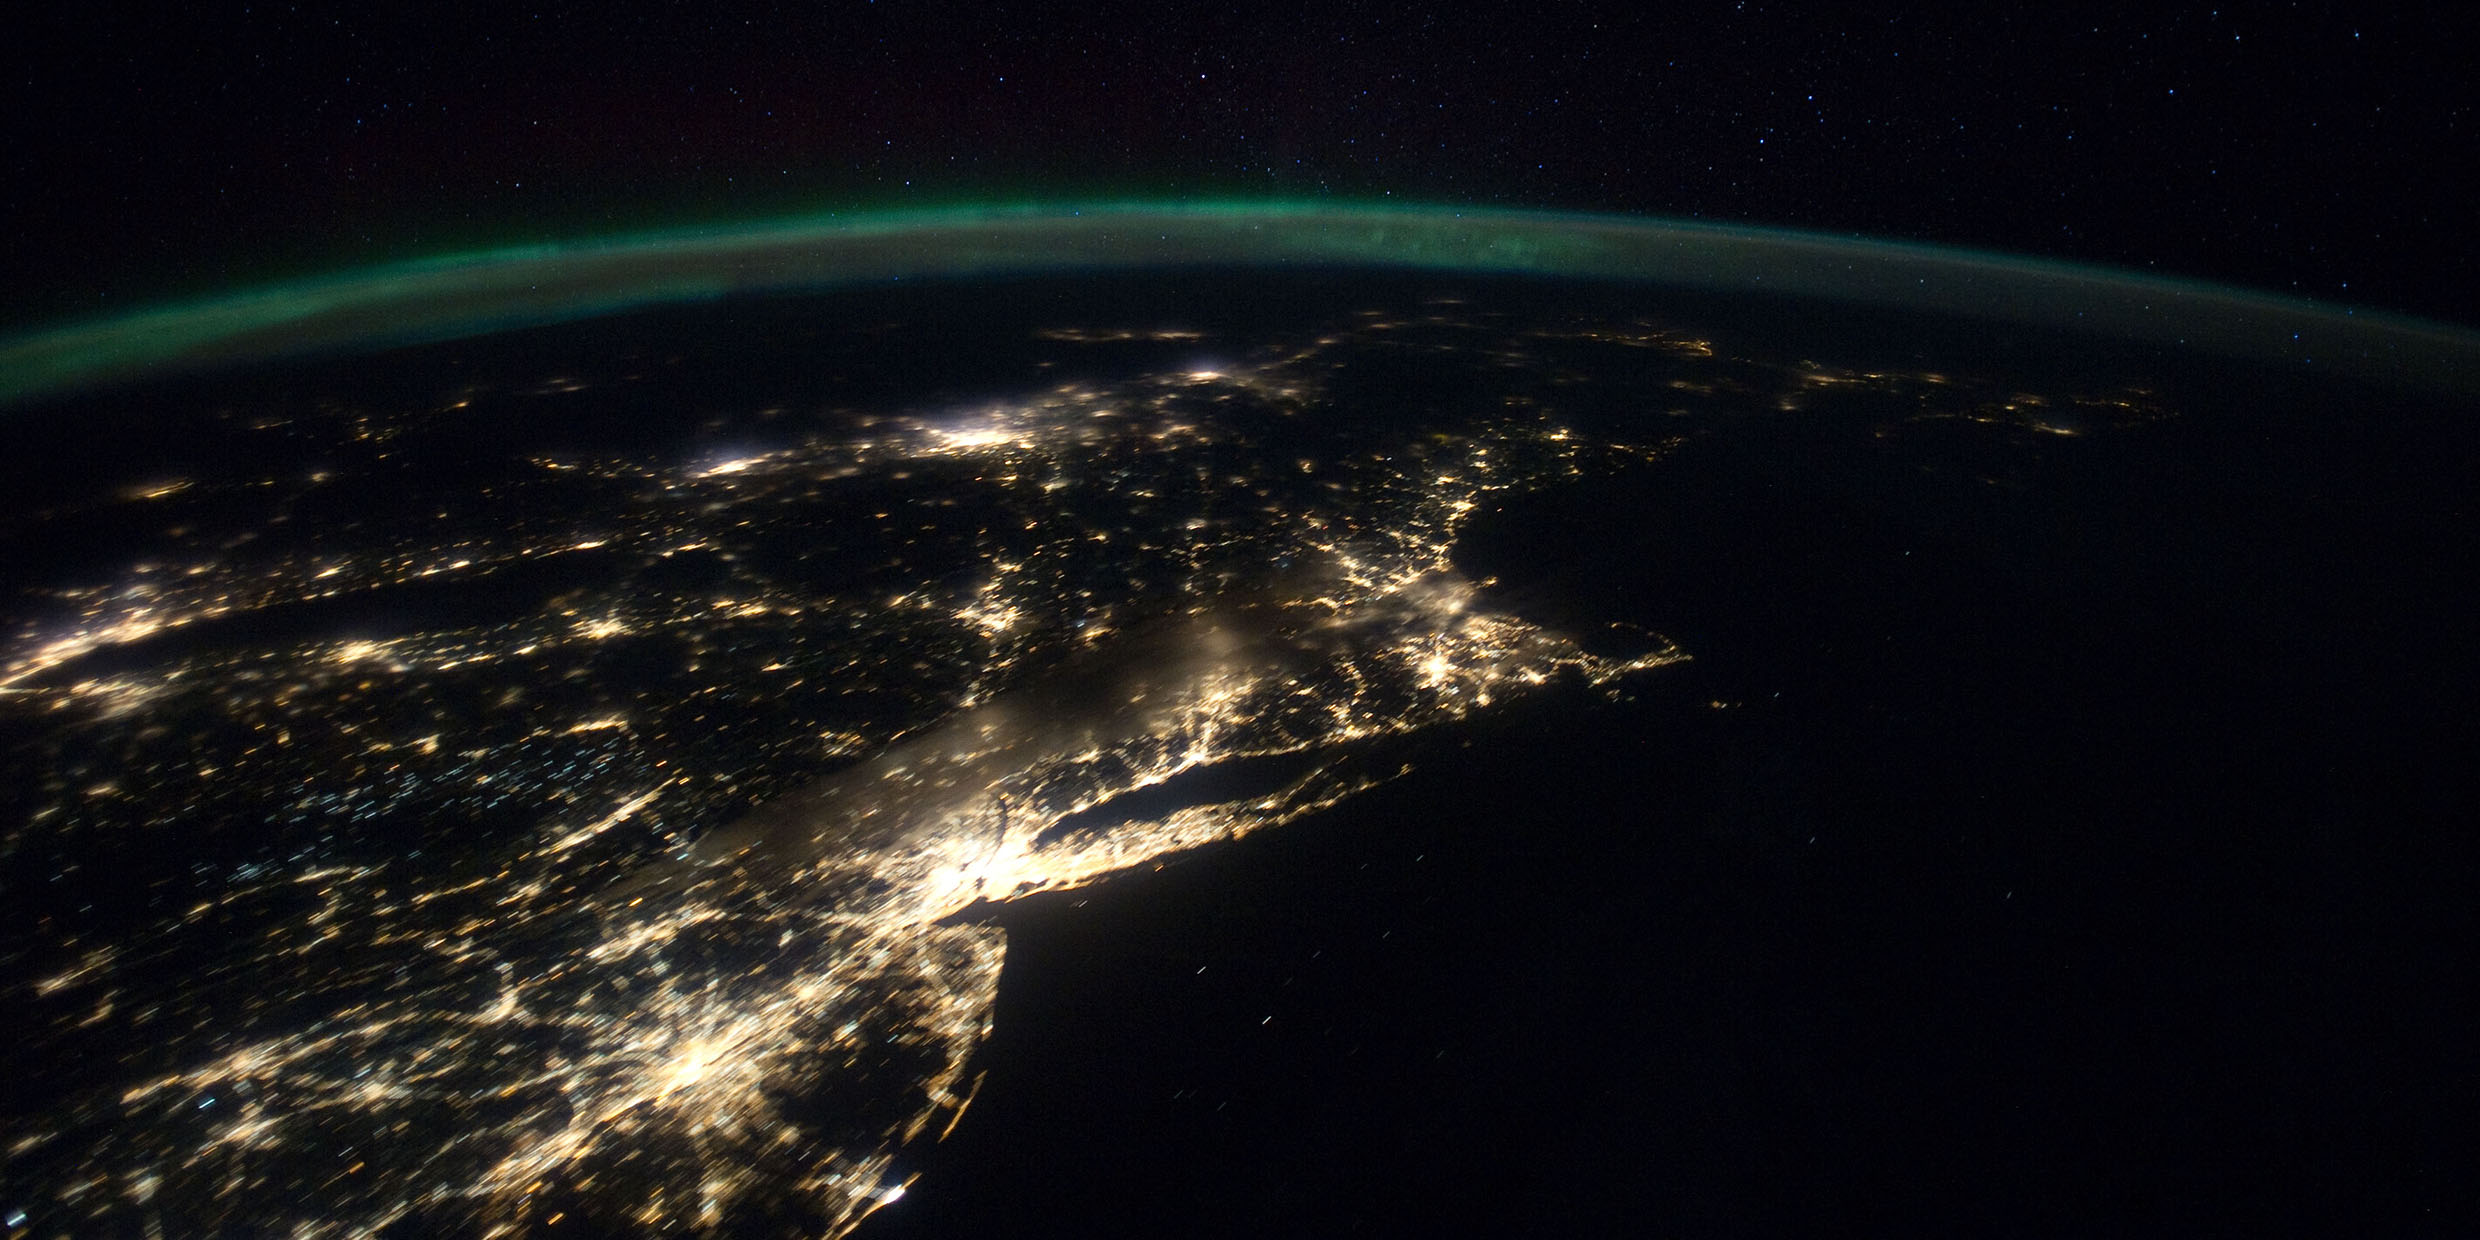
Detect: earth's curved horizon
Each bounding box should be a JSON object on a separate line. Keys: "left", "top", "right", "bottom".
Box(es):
{"left": 8, "top": 202, "right": 2480, "bottom": 409}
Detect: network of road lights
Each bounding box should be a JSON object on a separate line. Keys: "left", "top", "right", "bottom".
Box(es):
{"left": 1, "top": 303, "right": 2167, "bottom": 1236}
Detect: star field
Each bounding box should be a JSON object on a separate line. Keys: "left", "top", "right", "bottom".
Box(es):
{"left": 4, "top": 3, "right": 2474, "bottom": 326}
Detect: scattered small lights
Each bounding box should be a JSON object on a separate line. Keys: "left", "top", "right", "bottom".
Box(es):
{"left": 956, "top": 602, "right": 1022, "bottom": 635}
{"left": 0, "top": 297, "right": 2161, "bottom": 1238}
{"left": 123, "top": 479, "right": 195, "bottom": 501}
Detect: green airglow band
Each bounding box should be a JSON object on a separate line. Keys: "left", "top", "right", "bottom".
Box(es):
{"left": 5, "top": 202, "right": 2475, "bottom": 406}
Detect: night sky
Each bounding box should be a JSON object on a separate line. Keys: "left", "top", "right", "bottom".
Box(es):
{"left": 7, "top": 2, "right": 2476, "bottom": 331}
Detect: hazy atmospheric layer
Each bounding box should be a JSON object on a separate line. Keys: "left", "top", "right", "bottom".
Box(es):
{"left": 7, "top": 202, "right": 2478, "bottom": 408}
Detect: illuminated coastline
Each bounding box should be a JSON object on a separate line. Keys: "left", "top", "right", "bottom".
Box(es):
{"left": 5, "top": 302, "right": 1699, "bottom": 1234}
{"left": 0, "top": 280, "right": 2193, "bottom": 1235}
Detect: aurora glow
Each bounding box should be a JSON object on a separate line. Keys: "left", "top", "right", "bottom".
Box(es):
{"left": 6, "top": 202, "right": 2478, "bottom": 408}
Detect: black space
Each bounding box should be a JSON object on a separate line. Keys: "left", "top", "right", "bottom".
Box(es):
{"left": 5, "top": 3, "right": 2478, "bottom": 327}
